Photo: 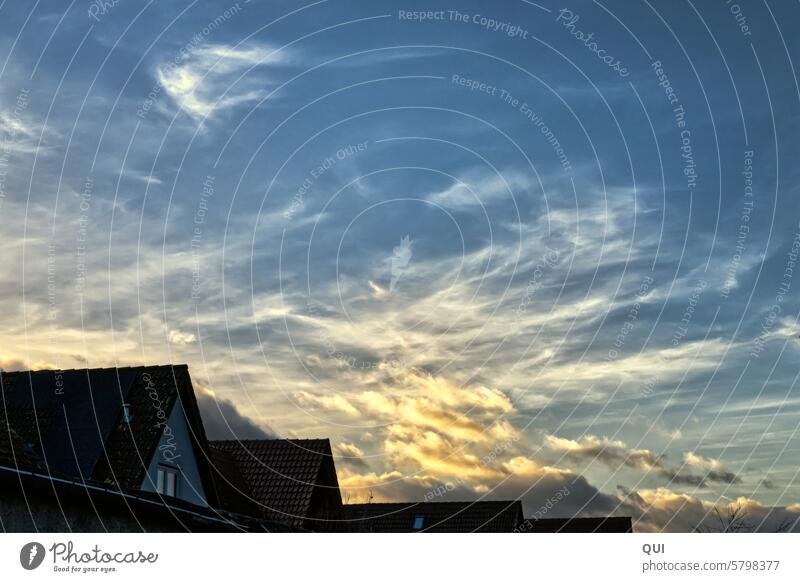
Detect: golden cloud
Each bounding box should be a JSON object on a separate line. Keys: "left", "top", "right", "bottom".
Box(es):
{"left": 298, "top": 370, "right": 524, "bottom": 493}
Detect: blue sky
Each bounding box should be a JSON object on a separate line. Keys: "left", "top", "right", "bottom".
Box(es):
{"left": 2, "top": 0, "right": 800, "bottom": 531}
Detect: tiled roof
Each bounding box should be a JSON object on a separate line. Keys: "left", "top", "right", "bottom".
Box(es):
{"left": 0, "top": 416, "right": 44, "bottom": 470}
{"left": 209, "top": 438, "right": 339, "bottom": 527}
{"left": 343, "top": 500, "right": 524, "bottom": 532}
{"left": 207, "top": 445, "right": 257, "bottom": 516}
{"left": 1, "top": 367, "right": 140, "bottom": 479}
{"left": 0, "top": 365, "right": 216, "bottom": 505}
{"left": 519, "top": 516, "right": 633, "bottom": 532}
{"left": 92, "top": 366, "right": 184, "bottom": 488}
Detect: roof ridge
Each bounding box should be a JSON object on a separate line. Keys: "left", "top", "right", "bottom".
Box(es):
{"left": 0, "top": 364, "right": 189, "bottom": 375}
{"left": 210, "top": 438, "right": 329, "bottom": 443}
{"left": 346, "top": 500, "right": 520, "bottom": 506}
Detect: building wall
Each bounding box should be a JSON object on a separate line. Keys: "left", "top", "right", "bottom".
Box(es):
{"left": 1, "top": 492, "right": 163, "bottom": 532}
{"left": 139, "top": 403, "right": 207, "bottom": 507}
{"left": 0, "top": 472, "right": 239, "bottom": 532}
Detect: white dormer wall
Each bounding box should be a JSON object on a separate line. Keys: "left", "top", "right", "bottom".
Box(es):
{"left": 139, "top": 401, "right": 208, "bottom": 507}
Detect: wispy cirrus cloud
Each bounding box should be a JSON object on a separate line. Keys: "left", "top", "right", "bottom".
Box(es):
{"left": 426, "top": 170, "right": 534, "bottom": 210}
{"left": 156, "top": 42, "right": 291, "bottom": 120}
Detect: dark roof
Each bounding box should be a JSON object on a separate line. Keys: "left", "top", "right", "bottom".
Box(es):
{"left": 343, "top": 500, "right": 524, "bottom": 532}
{"left": 0, "top": 416, "right": 43, "bottom": 470}
{"left": 519, "top": 516, "right": 633, "bottom": 533}
{"left": 0, "top": 462, "right": 299, "bottom": 532}
{"left": 1, "top": 367, "right": 141, "bottom": 478}
{"left": 207, "top": 445, "right": 257, "bottom": 516}
{"left": 0, "top": 365, "right": 218, "bottom": 507}
{"left": 209, "top": 438, "right": 341, "bottom": 527}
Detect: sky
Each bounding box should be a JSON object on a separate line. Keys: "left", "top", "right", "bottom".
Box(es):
{"left": 1, "top": 0, "right": 800, "bottom": 532}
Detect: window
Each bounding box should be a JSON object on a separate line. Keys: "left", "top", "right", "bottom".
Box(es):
{"left": 122, "top": 403, "right": 133, "bottom": 423}
{"left": 156, "top": 466, "right": 179, "bottom": 497}
{"left": 412, "top": 516, "right": 425, "bottom": 530}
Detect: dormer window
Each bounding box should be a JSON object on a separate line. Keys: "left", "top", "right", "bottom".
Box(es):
{"left": 122, "top": 403, "right": 133, "bottom": 423}
{"left": 157, "top": 465, "right": 179, "bottom": 497}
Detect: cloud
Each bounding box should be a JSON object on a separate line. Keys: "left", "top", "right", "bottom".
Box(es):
{"left": 532, "top": 338, "right": 730, "bottom": 390}
{"left": 546, "top": 434, "right": 663, "bottom": 472}
{"left": 337, "top": 467, "right": 444, "bottom": 504}
{"left": 168, "top": 329, "right": 197, "bottom": 345}
{"left": 297, "top": 371, "right": 749, "bottom": 530}
{"left": 299, "top": 370, "right": 523, "bottom": 493}
{"left": 426, "top": 170, "right": 532, "bottom": 209}
{"left": 196, "top": 388, "right": 273, "bottom": 440}
{"left": 0, "top": 96, "right": 54, "bottom": 156}
{"left": 297, "top": 371, "right": 517, "bottom": 445}
{"left": 546, "top": 434, "right": 741, "bottom": 488}
{"left": 336, "top": 443, "right": 799, "bottom": 532}
{"left": 682, "top": 452, "right": 741, "bottom": 485}
{"left": 383, "top": 426, "right": 506, "bottom": 483}
{"left": 156, "top": 42, "right": 289, "bottom": 119}
{"left": 768, "top": 317, "right": 800, "bottom": 350}
{"left": 0, "top": 357, "right": 54, "bottom": 372}
{"left": 622, "top": 488, "right": 800, "bottom": 533}
{"left": 334, "top": 441, "right": 369, "bottom": 469}
{"left": 122, "top": 169, "right": 164, "bottom": 185}
{"left": 492, "top": 456, "right": 625, "bottom": 519}
{"left": 295, "top": 391, "right": 360, "bottom": 416}
{"left": 367, "top": 280, "right": 388, "bottom": 299}
{"left": 335, "top": 441, "right": 365, "bottom": 457}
